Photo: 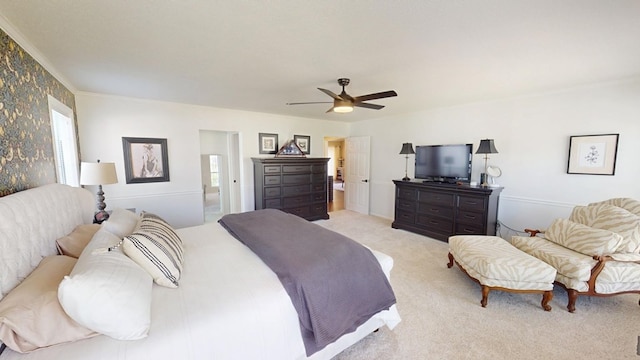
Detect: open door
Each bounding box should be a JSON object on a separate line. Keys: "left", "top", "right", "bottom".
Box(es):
{"left": 345, "top": 136, "right": 371, "bottom": 214}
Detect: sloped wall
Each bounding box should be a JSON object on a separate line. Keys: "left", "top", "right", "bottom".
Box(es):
{"left": 0, "top": 28, "right": 76, "bottom": 196}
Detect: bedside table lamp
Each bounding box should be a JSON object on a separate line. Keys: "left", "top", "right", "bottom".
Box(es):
{"left": 80, "top": 160, "right": 118, "bottom": 222}
{"left": 399, "top": 143, "right": 415, "bottom": 181}
{"left": 475, "top": 139, "right": 498, "bottom": 186}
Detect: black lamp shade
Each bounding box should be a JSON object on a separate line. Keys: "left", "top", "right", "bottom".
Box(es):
{"left": 475, "top": 139, "right": 498, "bottom": 154}
{"left": 399, "top": 143, "right": 415, "bottom": 155}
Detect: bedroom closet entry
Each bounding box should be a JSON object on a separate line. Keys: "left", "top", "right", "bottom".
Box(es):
{"left": 199, "top": 130, "right": 241, "bottom": 223}
{"left": 325, "top": 136, "right": 370, "bottom": 214}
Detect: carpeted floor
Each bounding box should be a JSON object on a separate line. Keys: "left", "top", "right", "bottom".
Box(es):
{"left": 316, "top": 210, "right": 640, "bottom": 360}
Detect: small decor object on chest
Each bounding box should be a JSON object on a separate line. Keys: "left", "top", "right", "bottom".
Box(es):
{"left": 275, "top": 139, "right": 306, "bottom": 157}
{"left": 293, "top": 135, "right": 311, "bottom": 154}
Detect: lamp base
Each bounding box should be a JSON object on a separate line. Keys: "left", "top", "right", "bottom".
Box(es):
{"left": 93, "top": 210, "right": 110, "bottom": 224}
{"left": 402, "top": 176, "right": 411, "bottom": 181}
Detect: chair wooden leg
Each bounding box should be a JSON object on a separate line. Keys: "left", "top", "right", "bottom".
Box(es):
{"left": 541, "top": 291, "right": 553, "bottom": 311}
{"left": 567, "top": 289, "right": 578, "bottom": 313}
{"left": 481, "top": 286, "right": 489, "bottom": 307}
{"left": 447, "top": 253, "right": 454, "bottom": 268}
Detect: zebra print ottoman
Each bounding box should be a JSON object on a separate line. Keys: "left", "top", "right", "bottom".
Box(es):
{"left": 447, "top": 235, "right": 557, "bottom": 311}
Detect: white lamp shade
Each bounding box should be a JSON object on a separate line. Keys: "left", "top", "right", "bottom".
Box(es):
{"left": 80, "top": 162, "right": 118, "bottom": 185}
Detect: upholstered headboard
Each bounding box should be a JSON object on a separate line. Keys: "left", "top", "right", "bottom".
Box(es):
{"left": 0, "top": 184, "right": 94, "bottom": 300}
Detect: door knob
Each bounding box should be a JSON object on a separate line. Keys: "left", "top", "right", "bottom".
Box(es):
{"left": 362, "top": 179, "right": 369, "bottom": 183}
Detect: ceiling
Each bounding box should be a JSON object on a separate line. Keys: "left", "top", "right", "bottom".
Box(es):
{"left": 1, "top": 1, "right": 639, "bottom": 123}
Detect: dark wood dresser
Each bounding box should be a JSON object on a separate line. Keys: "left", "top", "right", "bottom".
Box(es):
{"left": 392, "top": 180, "right": 503, "bottom": 242}
{"left": 252, "top": 157, "right": 330, "bottom": 221}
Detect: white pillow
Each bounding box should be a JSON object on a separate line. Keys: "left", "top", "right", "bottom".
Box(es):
{"left": 58, "top": 229, "right": 153, "bottom": 340}
{"left": 123, "top": 213, "right": 184, "bottom": 288}
{"left": 101, "top": 208, "right": 140, "bottom": 239}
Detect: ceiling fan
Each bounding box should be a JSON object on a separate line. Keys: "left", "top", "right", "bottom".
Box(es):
{"left": 286, "top": 78, "right": 397, "bottom": 113}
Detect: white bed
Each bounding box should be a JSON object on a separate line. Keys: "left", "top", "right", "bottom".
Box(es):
{"left": 0, "top": 184, "right": 400, "bottom": 359}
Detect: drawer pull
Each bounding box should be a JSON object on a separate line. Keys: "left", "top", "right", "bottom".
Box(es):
{"left": 464, "top": 214, "right": 476, "bottom": 219}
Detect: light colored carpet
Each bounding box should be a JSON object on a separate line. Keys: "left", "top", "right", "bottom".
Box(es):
{"left": 316, "top": 210, "right": 640, "bottom": 360}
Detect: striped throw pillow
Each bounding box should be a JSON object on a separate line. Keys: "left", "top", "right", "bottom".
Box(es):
{"left": 123, "top": 213, "right": 184, "bottom": 288}
{"left": 545, "top": 218, "right": 623, "bottom": 256}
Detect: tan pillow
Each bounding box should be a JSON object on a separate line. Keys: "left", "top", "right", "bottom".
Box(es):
{"left": 545, "top": 218, "right": 624, "bottom": 256}
{"left": 55, "top": 224, "right": 102, "bottom": 258}
{"left": 570, "top": 204, "right": 640, "bottom": 254}
{"left": 0, "top": 256, "right": 97, "bottom": 353}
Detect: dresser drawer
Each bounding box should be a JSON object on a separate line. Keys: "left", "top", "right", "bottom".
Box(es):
{"left": 283, "top": 184, "right": 310, "bottom": 196}
{"left": 455, "top": 222, "right": 485, "bottom": 235}
{"left": 395, "top": 209, "right": 415, "bottom": 224}
{"left": 311, "top": 173, "right": 325, "bottom": 183}
{"left": 311, "top": 164, "right": 326, "bottom": 173}
{"left": 417, "top": 203, "right": 454, "bottom": 219}
{"left": 457, "top": 210, "right": 485, "bottom": 226}
{"left": 310, "top": 203, "right": 327, "bottom": 215}
{"left": 311, "top": 192, "right": 325, "bottom": 202}
{"left": 264, "top": 175, "right": 281, "bottom": 185}
{"left": 284, "top": 206, "right": 311, "bottom": 218}
{"left": 264, "top": 165, "right": 281, "bottom": 174}
{"left": 416, "top": 214, "right": 453, "bottom": 233}
{"left": 398, "top": 187, "right": 417, "bottom": 200}
{"left": 396, "top": 199, "right": 416, "bottom": 212}
{"left": 458, "top": 195, "right": 486, "bottom": 212}
{"left": 419, "top": 191, "right": 455, "bottom": 206}
{"left": 283, "top": 174, "right": 310, "bottom": 185}
{"left": 282, "top": 165, "right": 311, "bottom": 173}
{"left": 311, "top": 182, "right": 325, "bottom": 192}
{"left": 283, "top": 195, "right": 310, "bottom": 207}
{"left": 264, "top": 187, "right": 281, "bottom": 198}
{"left": 264, "top": 198, "right": 282, "bottom": 208}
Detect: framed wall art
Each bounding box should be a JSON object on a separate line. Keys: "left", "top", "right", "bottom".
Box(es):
{"left": 122, "top": 137, "right": 170, "bottom": 183}
{"left": 259, "top": 133, "right": 278, "bottom": 154}
{"left": 567, "top": 133, "right": 619, "bottom": 175}
{"left": 293, "top": 134, "right": 311, "bottom": 154}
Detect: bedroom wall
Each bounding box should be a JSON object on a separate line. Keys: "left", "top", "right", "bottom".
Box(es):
{"left": 351, "top": 78, "right": 640, "bottom": 232}
{"left": 75, "top": 92, "right": 349, "bottom": 228}
{"left": 0, "top": 28, "right": 77, "bottom": 196}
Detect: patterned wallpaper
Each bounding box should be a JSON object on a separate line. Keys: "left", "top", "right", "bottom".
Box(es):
{"left": 0, "top": 28, "right": 76, "bottom": 197}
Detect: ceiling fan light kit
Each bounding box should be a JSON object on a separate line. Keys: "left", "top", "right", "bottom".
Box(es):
{"left": 287, "top": 78, "right": 397, "bottom": 114}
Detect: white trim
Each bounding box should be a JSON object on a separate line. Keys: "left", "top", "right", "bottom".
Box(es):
{"left": 499, "top": 195, "right": 578, "bottom": 209}
{"left": 0, "top": 14, "right": 76, "bottom": 92}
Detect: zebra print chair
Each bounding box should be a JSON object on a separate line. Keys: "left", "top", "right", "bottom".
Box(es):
{"left": 511, "top": 198, "right": 640, "bottom": 312}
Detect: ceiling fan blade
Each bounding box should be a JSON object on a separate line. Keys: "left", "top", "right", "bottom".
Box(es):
{"left": 353, "top": 90, "right": 398, "bottom": 103}
{"left": 339, "top": 90, "right": 354, "bottom": 102}
{"left": 318, "top": 88, "right": 344, "bottom": 100}
{"left": 353, "top": 102, "right": 385, "bottom": 110}
{"left": 286, "top": 101, "right": 332, "bottom": 105}
{"left": 326, "top": 107, "right": 335, "bottom": 113}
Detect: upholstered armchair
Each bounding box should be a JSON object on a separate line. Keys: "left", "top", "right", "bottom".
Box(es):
{"left": 510, "top": 198, "right": 640, "bottom": 312}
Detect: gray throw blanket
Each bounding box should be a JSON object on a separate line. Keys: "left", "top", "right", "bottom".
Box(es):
{"left": 218, "top": 209, "right": 396, "bottom": 356}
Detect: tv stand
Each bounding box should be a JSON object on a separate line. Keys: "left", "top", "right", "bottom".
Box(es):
{"left": 392, "top": 180, "right": 503, "bottom": 242}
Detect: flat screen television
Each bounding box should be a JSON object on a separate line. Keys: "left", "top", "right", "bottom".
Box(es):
{"left": 414, "top": 144, "right": 473, "bottom": 183}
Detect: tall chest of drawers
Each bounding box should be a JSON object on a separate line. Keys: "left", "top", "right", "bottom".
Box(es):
{"left": 392, "top": 180, "right": 503, "bottom": 242}
{"left": 252, "top": 157, "right": 330, "bottom": 221}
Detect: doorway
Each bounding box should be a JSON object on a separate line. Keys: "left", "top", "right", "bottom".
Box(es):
{"left": 199, "top": 130, "right": 242, "bottom": 223}
{"left": 325, "top": 137, "right": 345, "bottom": 212}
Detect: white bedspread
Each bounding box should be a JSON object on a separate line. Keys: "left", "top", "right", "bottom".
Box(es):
{"left": 2, "top": 221, "right": 400, "bottom": 360}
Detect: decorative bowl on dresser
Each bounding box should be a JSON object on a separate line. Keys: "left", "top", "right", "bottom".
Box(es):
{"left": 252, "top": 157, "right": 330, "bottom": 221}
{"left": 392, "top": 180, "right": 503, "bottom": 241}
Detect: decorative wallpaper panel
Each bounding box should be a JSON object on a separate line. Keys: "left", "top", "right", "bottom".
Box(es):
{"left": 0, "top": 28, "right": 76, "bottom": 197}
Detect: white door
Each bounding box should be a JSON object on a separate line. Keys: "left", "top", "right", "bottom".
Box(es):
{"left": 345, "top": 136, "right": 371, "bottom": 214}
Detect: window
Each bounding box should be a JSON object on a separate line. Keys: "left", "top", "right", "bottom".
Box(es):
{"left": 48, "top": 95, "right": 80, "bottom": 186}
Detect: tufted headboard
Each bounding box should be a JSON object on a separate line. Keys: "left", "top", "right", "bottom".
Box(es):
{"left": 0, "top": 183, "right": 94, "bottom": 300}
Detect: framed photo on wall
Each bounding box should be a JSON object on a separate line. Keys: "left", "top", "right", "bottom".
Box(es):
{"left": 567, "top": 133, "right": 619, "bottom": 175}
{"left": 122, "top": 137, "right": 170, "bottom": 183}
{"left": 293, "top": 135, "right": 311, "bottom": 154}
{"left": 259, "top": 133, "right": 278, "bottom": 154}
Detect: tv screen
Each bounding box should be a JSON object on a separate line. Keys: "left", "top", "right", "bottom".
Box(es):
{"left": 415, "top": 144, "right": 472, "bottom": 182}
